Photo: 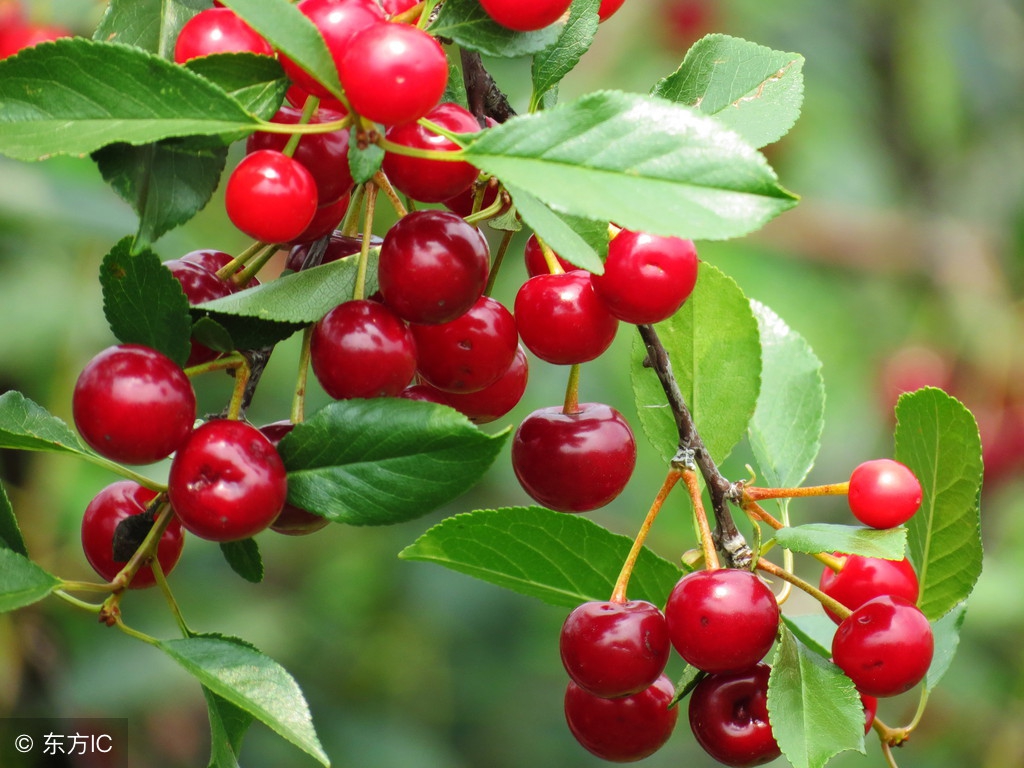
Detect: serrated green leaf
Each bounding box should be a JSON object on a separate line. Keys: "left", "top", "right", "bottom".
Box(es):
{"left": 668, "top": 665, "right": 704, "bottom": 708}
{"left": 748, "top": 301, "right": 824, "bottom": 489}
{"left": 0, "top": 549, "right": 60, "bottom": 613}
{"left": 461, "top": 90, "right": 798, "bottom": 242}
{"left": 0, "top": 38, "right": 259, "bottom": 162}
{"left": 219, "top": 539, "right": 263, "bottom": 584}
{"left": 505, "top": 184, "right": 607, "bottom": 272}
{"left": 653, "top": 34, "right": 804, "bottom": 149}
{"left": 204, "top": 688, "right": 254, "bottom": 768}
{"left": 927, "top": 602, "right": 966, "bottom": 691}
{"left": 185, "top": 53, "right": 288, "bottom": 120}
{"left": 280, "top": 400, "right": 508, "bottom": 526}
{"left": 782, "top": 614, "right": 835, "bottom": 659}
{"left": 101, "top": 236, "right": 193, "bottom": 366}
{"left": 0, "top": 391, "right": 90, "bottom": 456}
{"left": 93, "top": 0, "right": 206, "bottom": 59}
{"left": 159, "top": 635, "right": 328, "bottom": 766}
{"left": 348, "top": 131, "right": 384, "bottom": 185}
{"left": 631, "top": 264, "right": 761, "bottom": 463}
{"left": 769, "top": 628, "right": 864, "bottom": 768}
{"left": 773, "top": 524, "right": 906, "bottom": 560}
{"left": 430, "top": 0, "right": 566, "bottom": 58}
{"left": 399, "top": 506, "right": 684, "bottom": 608}
{"left": 0, "top": 480, "right": 27, "bottom": 556}
{"left": 895, "top": 388, "right": 983, "bottom": 620}
{"left": 530, "top": 0, "right": 600, "bottom": 111}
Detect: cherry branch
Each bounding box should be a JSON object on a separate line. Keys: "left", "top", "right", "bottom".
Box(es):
{"left": 460, "top": 49, "right": 516, "bottom": 126}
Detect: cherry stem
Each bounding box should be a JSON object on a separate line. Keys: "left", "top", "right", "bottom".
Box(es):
{"left": 53, "top": 591, "right": 103, "bottom": 613}
{"left": 215, "top": 239, "right": 264, "bottom": 282}
{"left": 389, "top": 1, "right": 425, "bottom": 24}
{"left": 151, "top": 556, "right": 191, "bottom": 637}
{"left": 463, "top": 193, "right": 508, "bottom": 225}
{"left": 743, "top": 500, "right": 846, "bottom": 572}
{"left": 353, "top": 184, "right": 379, "bottom": 301}
{"left": 234, "top": 243, "right": 278, "bottom": 286}
{"left": 184, "top": 351, "right": 246, "bottom": 378}
{"left": 562, "top": 364, "right": 581, "bottom": 414}
{"left": 539, "top": 237, "right": 565, "bottom": 275}
{"left": 483, "top": 228, "right": 515, "bottom": 297}
{"left": 879, "top": 742, "right": 901, "bottom": 768}
{"left": 282, "top": 95, "right": 320, "bottom": 158}
{"left": 610, "top": 468, "right": 684, "bottom": 603}
{"left": 340, "top": 183, "right": 367, "bottom": 238}
{"left": 683, "top": 469, "right": 721, "bottom": 570}
{"left": 743, "top": 482, "right": 850, "bottom": 502}
{"left": 78, "top": 454, "right": 165, "bottom": 493}
{"left": 98, "top": 500, "right": 175, "bottom": 624}
{"left": 292, "top": 325, "right": 313, "bottom": 425}
{"left": 373, "top": 170, "right": 408, "bottom": 218}
{"left": 226, "top": 356, "right": 252, "bottom": 421}
{"left": 375, "top": 135, "right": 465, "bottom": 162}
{"left": 755, "top": 557, "right": 851, "bottom": 620}
{"left": 252, "top": 116, "right": 349, "bottom": 136}
{"left": 113, "top": 616, "right": 159, "bottom": 646}
{"left": 58, "top": 579, "right": 114, "bottom": 594}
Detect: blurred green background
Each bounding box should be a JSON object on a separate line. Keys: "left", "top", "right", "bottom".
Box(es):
{"left": 1, "top": 0, "right": 1022, "bottom": 766}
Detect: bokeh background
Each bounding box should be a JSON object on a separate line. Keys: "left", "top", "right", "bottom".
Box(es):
{"left": 1, "top": 0, "right": 1022, "bottom": 766}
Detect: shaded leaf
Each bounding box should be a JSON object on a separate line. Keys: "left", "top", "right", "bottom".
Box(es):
{"left": 0, "top": 549, "right": 60, "bottom": 613}
{"left": 219, "top": 539, "right": 264, "bottom": 584}
{"left": 430, "top": 0, "right": 565, "bottom": 58}
{"left": 185, "top": 53, "right": 288, "bottom": 120}
{"left": 773, "top": 524, "right": 906, "bottom": 560}
{"left": 0, "top": 480, "right": 27, "bottom": 556}
{"left": 204, "top": 688, "right": 253, "bottom": 768}
{"left": 782, "top": 614, "right": 835, "bottom": 659}
{"left": 927, "top": 602, "right": 967, "bottom": 691}
{"left": 505, "top": 183, "right": 607, "bottom": 272}
{"left": 530, "top": 0, "right": 600, "bottom": 110}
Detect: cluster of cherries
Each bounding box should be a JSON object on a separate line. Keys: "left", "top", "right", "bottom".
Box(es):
{"left": 558, "top": 458, "right": 933, "bottom": 765}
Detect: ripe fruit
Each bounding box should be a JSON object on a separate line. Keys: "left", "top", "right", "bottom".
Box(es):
{"left": 436, "top": 344, "right": 529, "bottom": 424}
{"left": 173, "top": 8, "right": 272, "bottom": 63}
{"left": 514, "top": 270, "right": 619, "bottom": 365}
{"left": 689, "top": 664, "right": 781, "bottom": 767}
{"left": 81, "top": 481, "right": 184, "bottom": 589}
{"left": 479, "top": 0, "right": 573, "bottom": 31}
{"left": 225, "top": 149, "right": 318, "bottom": 243}
{"left": 259, "top": 421, "right": 329, "bottom": 536}
{"left": 163, "top": 257, "right": 238, "bottom": 366}
{"left": 523, "top": 234, "right": 574, "bottom": 277}
{"left": 73, "top": 344, "right": 196, "bottom": 465}
{"left": 310, "top": 299, "right": 417, "bottom": 399}
{"left": 847, "top": 458, "right": 923, "bottom": 528}
{"left": 590, "top": 229, "right": 699, "bottom": 324}
{"left": 378, "top": 210, "right": 490, "bottom": 325}
{"left": 0, "top": 23, "right": 71, "bottom": 59}
{"left": 511, "top": 403, "right": 636, "bottom": 512}
{"left": 338, "top": 22, "right": 448, "bottom": 125}
{"left": 598, "top": 0, "right": 628, "bottom": 21}
{"left": 665, "top": 569, "right": 780, "bottom": 674}
{"left": 819, "top": 554, "right": 920, "bottom": 624}
{"left": 168, "top": 419, "right": 288, "bottom": 542}
{"left": 831, "top": 595, "right": 934, "bottom": 698}
{"left": 564, "top": 675, "right": 677, "bottom": 762}
{"left": 288, "top": 194, "right": 351, "bottom": 245}
{"left": 560, "top": 600, "right": 670, "bottom": 698}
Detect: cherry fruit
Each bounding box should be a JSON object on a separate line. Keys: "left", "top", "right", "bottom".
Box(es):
{"left": 163, "top": 257, "right": 238, "bottom": 366}
{"left": 259, "top": 421, "right": 329, "bottom": 536}
{"left": 436, "top": 344, "right": 529, "bottom": 424}
{"left": 819, "top": 554, "right": 920, "bottom": 624}
{"left": 847, "top": 458, "right": 922, "bottom": 528}
{"left": 173, "top": 7, "right": 271, "bottom": 63}
{"left": 479, "top": 0, "right": 573, "bottom": 31}
{"left": 225, "top": 149, "right": 318, "bottom": 244}
{"left": 598, "top": 0, "right": 628, "bottom": 21}
{"left": 523, "top": 234, "right": 574, "bottom": 277}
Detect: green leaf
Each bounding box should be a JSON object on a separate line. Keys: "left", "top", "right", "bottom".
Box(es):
{"left": 927, "top": 602, "right": 967, "bottom": 691}
{"left": 782, "top": 614, "right": 835, "bottom": 659}
{"left": 430, "top": 0, "right": 566, "bottom": 58}
{"left": 505, "top": 184, "right": 607, "bottom": 272}
{"left": 0, "top": 480, "right": 27, "bottom": 556}
{"left": 399, "top": 506, "right": 684, "bottom": 608}
{"left": 460, "top": 90, "right": 798, "bottom": 241}
{"left": 773, "top": 524, "right": 906, "bottom": 560}
{"left": 93, "top": 0, "right": 206, "bottom": 59}
{"left": 668, "top": 665, "right": 704, "bottom": 708}
{"left": 348, "top": 131, "right": 385, "bottom": 185}
{"left": 100, "top": 236, "right": 193, "bottom": 366}
{"left": 204, "top": 688, "right": 254, "bottom": 768}
{"left": 653, "top": 34, "right": 805, "bottom": 149}
{"left": 185, "top": 53, "right": 288, "bottom": 120}
{"left": 219, "top": 0, "right": 342, "bottom": 99}
{"left": 530, "top": 0, "right": 600, "bottom": 110}
{"left": 0, "top": 391, "right": 90, "bottom": 456}
{"left": 768, "top": 628, "right": 865, "bottom": 768}
{"left": 631, "top": 263, "right": 761, "bottom": 463}
{"left": 895, "top": 388, "right": 983, "bottom": 620}
{"left": 0, "top": 38, "right": 259, "bottom": 162}
{"left": 158, "top": 635, "right": 328, "bottom": 766}
{"left": 748, "top": 301, "right": 824, "bottom": 489}
{"left": 280, "top": 400, "right": 509, "bottom": 526}
{"left": 0, "top": 549, "right": 61, "bottom": 613}
{"left": 219, "top": 539, "right": 264, "bottom": 584}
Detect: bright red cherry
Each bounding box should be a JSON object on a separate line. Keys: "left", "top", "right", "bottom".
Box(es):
{"left": 511, "top": 402, "right": 636, "bottom": 512}
{"left": 258, "top": 421, "right": 329, "bottom": 536}
{"left": 338, "top": 22, "right": 448, "bottom": 126}
{"left": 180, "top": 249, "right": 234, "bottom": 273}
{"left": 514, "top": 270, "right": 619, "bottom": 365}
{"left": 564, "top": 675, "right": 677, "bottom": 762}
{"left": 560, "top": 600, "right": 670, "bottom": 698}
{"left": 225, "top": 149, "right": 318, "bottom": 243}
{"left": 847, "top": 459, "right": 923, "bottom": 528}
{"left": 591, "top": 229, "right": 699, "bottom": 324}
{"left": 382, "top": 0, "right": 419, "bottom": 14}
{"left": 73, "top": 345, "right": 196, "bottom": 465}
{"left": 287, "top": 232, "right": 383, "bottom": 272}
{"left": 861, "top": 693, "right": 878, "bottom": 734}
{"left": 665, "top": 569, "right": 780, "bottom": 674}
{"left": 173, "top": 8, "right": 272, "bottom": 63}
{"left": 437, "top": 344, "right": 529, "bottom": 424}
{"left": 378, "top": 210, "right": 490, "bottom": 325}
{"left": 688, "top": 664, "right": 781, "bottom": 767}
{"left": 598, "top": 0, "right": 627, "bottom": 21}
{"left": 399, "top": 384, "right": 452, "bottom": 406}
{"left": 81, "top": 481, "right": 184, "bottom": 589}
{"left": 310, "top": 299, "right": 417, "bottom": 399}
{"left": 479, "top": 0, "right": 573, "bottom": 31}
{"left": 819, "top": 554, "right": 920, "bottom": 624}
{"left": 831, "top": 595, "right": 934, "bottom": 698}
{"left": 382, "top": 103, "right": 481, "bottom": 203}
{"left": 0, "top": 23, "right": 71, "bottom": 58}
{"left": 523, "top": 234, "right": 574, "bottom": 277}
{"left": 410, "top": 296, "right": 518, "bottom": 393}
{"left": 167, "top": 419, "right": 288, "bottom": 542}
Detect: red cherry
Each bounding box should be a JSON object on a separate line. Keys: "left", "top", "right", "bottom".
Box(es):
{"left": 523, "top": 234, "right": 574, "bottom": 277}
{"left": 81, "top": 481, "right": 184, "bottom": 589}
{"left": 0, "top": 23, "right": 71, "bottom": 58}
{"left": 590, "top": 229, "right": 699, "bottom": 324}
{"left": 168, "top": 419, "right": 288, "bottom": 542}
{"left": 258, "top": 421, "right": 329, "bottom": 536}
{"left": 848, "top": 458, "right": 922, "bottom": 528}
{"left": 819, "top": 554, "right": 920, "bottom": 624}
{"left": 443, "top": 176, "right": 507, "bottom": 219}
{"left": 479, "top": 0, "right": 573, "bottom": 31}
{"left": 399, "top": 384, "right": 452, "bottom": 406}
{"left": 564, "top": 675, "right": 677, "bottom": 762}
{"left": 514, "top": 270, "right": 619, "bottom": 365}
{"left": 861, "top": 693, "right": 878, "bottom": 734}
{"left": 338, "top": 22, "right": 448, "bottom": 126}
{"left": 73, "top": 345, "right": 196, "bottom": 465}
{"left": 286, "top": 232, "right": 383, "bottom": 272}
{"left": 438, "top": 344, "right": 529, "bottom": 424}
{"left": 225, "top": 149, "right": 319, "bottom": 243}
{"left": 378, "top": 210, "right": 490, "bottom": 325}
{"left": 598, "top": 0, "right": 627, "bottom": 21}
{"left": 382, "top": 0, "right": 419, "bottom": 14}
{"left": 180, "top": 249, "right": 234, "bottom": 273}
{"left": 310, "top": 299, "right": 417, "bottom": 399}
{"left": 665, "top": 569, "right": 780, "bottom": 674}
{"left": 286, "top": 193, "right": 351, "bottom": 246}
{"left": 173, "top": 8, "right": 271, "bottom": 63}
{"left": 285, "top": 83, "right": 348, "bottom": 115}
{"left": 511, "top": 402, "right": 636, "bottom": 512}
{"left": 163, "top": 258, "right": 238, "bottom": 367}
{"left": 688, "top": 664, "right": 781, "bottom": 767}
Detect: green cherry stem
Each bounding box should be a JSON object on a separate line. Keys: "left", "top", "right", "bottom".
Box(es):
{"left": 234, "top": 243, "right": 278, "bottom": 286}
{"left": 53, "top": 591, "right": 104, "bottom": 613}
{"left": 78, "top": 454, "right": 166, "bottom": 493}
{"left": 683, "top": 469, "right": 721, "bottom": 570}
{"left": 340, "top": 183, "right": 367, "bottom": 238}
{"left": 184, "top": 351, "right": 246, "bottom": 378}
{"left": 539, "top": 237, "right": 566, "bottom": 275}
{"left": 354, "top": 184, "right": 379, "bottom": 301}
{"left": 483, "top": 228, "right": 515, "bottom": 297}
{"left": 375, "top": 135, "right": 466, "bottom": 162}
{"left": 225, "top": 356, "right": 252, "bottom": 421}
{"left": 755, "top": 557, "right": 851, "bottom": 620}
{"left": 463, "top": 193, "right": 509, "bottom": 225}
{"left": 282, "top": 94, "right": 320, "bottom": 158}
{"left": 743, "top": 481, "right": 850, "bottom": 503}
{"left": 743, "top": 500, "right": 845, "bottom": 572}
{"left": 215, "top": 239, "right": 265, "bottom": 282}
{"left": 562, "top": 364, "right": 581, "bottom": 414}
{"left": 291, "top": 325, "right": 314, "bottom": 425}
{"left": 59, "top": 579, "right": 114, "bottom": 594}
{"left": 373, "top": 171, "right": 408, "bottom": 218}
{"left": 390, "top": 1, "right": 425, "bottom": 24}
{"left": 151, "top": 556, "right": 191, "bottom": 638}
{"left": 252, "top": 115, "right": 350, "bottom": 136}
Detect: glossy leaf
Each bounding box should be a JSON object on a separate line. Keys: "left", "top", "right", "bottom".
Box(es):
{"left": 460, "top": 90, "right": 798, "bottom": 241}
{"left": 430, "top": 0, "right": 565, "bottom": 58}
{"left": 219, "top": 539, "right": 264, "bottom": 584}
{"left": 280, "top": 400, "right": 509, "bottom": 526}
{"left": 0, "top": 481, "right": 26, "bottom": 556}
{"left": 927, "top": 602, "right": 967, "bottom": 691}
{"left": 204, "top": 688, "right": 253, "bottom": 768}
{"left": 895, "top": 388, "right": 983, "bottom": 620}
{"left": 0, "top": 391, "right": 91, "bottom": 456}
{"left": 530, "top": 0, "right": 600, "bottom": 110}
{"left": 631, "top": 263, "right": 761, "bottom": 463}
{"left": 773, "top": 524, "right": 906, "bottom": 560}
{"left": 505, "top": 183, "right": 607, "bottom": 272}
{"left": 399, "top": 506, "right": 684, "bottom": 608}
{"left": 185, "top": 53, "right": 288, "bottom": 120}
{"left": 0, "top": 549, "right": 60, "bottom": 613}
{"left": 93, "top": 0, "right": 205, "bottom": 58}
{"left": 653, "top": 34, "right": 805, "bottom": 148}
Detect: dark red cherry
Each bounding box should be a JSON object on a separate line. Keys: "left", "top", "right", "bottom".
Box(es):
{"left": 286, "top": 194, "right": 351, "bottom": 246}
{"left": 180, "top": 249, "right": 235, "bottom": 273}
{"left": 435, "top": 344, "right": 529, "bottom": 424}
{"left": 689, "top": 664, "right": 781, "bottom": 767}
{"left": 173, "top": 8, "right": 271, "bottom": 63}
{"left": 819, "top": 554, "right": 920, "bottom": 624}
{"left": 258, "top": 421, "right": 329, "bottom": 536}
{"left": 523, "top": 234, "right": 574, "bottom": 277}
{"left": 163, "top": 258, "right": 238, "bottom": 366}
{"left": 399, "top": 384, "right": 452, "bottom": 406}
